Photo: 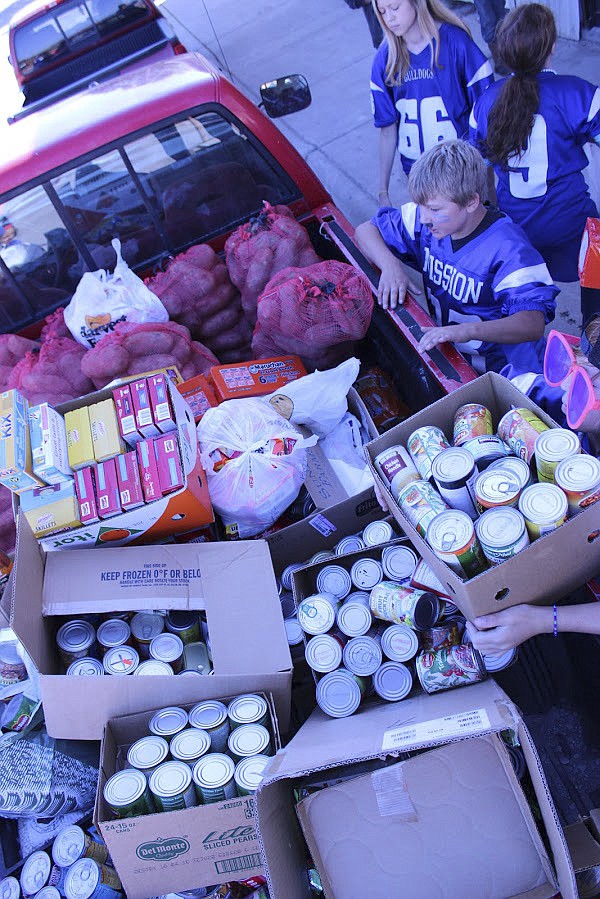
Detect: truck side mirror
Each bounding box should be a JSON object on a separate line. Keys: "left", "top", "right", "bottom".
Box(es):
{"left": 259, "top": 74, "right": 311, "bottom": 118}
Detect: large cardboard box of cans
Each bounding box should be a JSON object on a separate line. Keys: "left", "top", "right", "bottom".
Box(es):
{"left": 365, "top": 371, "right": 600, "bottom": 619}
{"left": 9, "top": 517, "right": 293, "bottom": 739}
{"left": 255, "top": 679, "right": 577, "bottom": 899}
{"left": 94, "top": 692, "right": 279, "bottom": 898}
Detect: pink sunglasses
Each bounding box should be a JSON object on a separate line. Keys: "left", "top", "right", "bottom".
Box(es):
{"left": 544, "top": 330, "right": 600, "bottom": 429}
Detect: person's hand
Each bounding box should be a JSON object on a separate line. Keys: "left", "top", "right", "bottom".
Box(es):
{"left": 378, "top": 259, "right": 422, "bottom": 310}
{"left": 418, "top": 323, "right": 473, "bottom": 354}
{"left": 377, "top": 190, "right": 391, "bottom": 207}
{"left": 373, "top": 477, "right": 390, "bottom": 512}
{"left": 466, "top": 604, "right": 548, "bottom": 653}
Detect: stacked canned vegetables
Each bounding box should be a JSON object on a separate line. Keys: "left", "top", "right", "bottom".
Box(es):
{"left": 103, "top": 694, "right": 274, "bottom": 818}
{"left": 56, "top": 609, "right": 212, "bottom": 676}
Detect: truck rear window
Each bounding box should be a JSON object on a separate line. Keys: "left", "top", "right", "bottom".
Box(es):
{"left": 14, "top": 0, "right": 152, "bottom": 76}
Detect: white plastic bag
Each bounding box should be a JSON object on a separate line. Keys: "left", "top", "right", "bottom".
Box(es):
{"left": 64, "top": 239, "right": 168, "bottom": 348}
{"left": 319, "top": 412, "right": 374, "bottom": 495}
{"left": 197, "top": 398, "right": 317, "bottom": 538}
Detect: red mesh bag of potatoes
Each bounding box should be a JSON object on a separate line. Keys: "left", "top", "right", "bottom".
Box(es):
{"left": 8, "top": 337, "right": 94, "bottom": 406}
{"left": 0, "top": 334, "right": 39, "bottom": 391}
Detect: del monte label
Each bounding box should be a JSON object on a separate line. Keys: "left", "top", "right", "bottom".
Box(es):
{"left": 136, "top": 836, "right": 190, "bottom": 862}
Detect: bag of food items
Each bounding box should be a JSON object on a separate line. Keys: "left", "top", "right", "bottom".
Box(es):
{"left": 8, "top": 337, "right": 94, "bottom": 406}
{"left": 0, "top": 334, "right": 39, "bottom": 391}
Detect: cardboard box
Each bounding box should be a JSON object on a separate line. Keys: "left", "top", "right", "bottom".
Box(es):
{"left": 155, "top": 434, "right": 184, "bottom": 494}
{"left": 95, "top": 459, "right": 121, "bottom": 519}
{"left": 10, "top": 522, "right": 292, "bottom": 739}
{"left": 19, "top": 481, "right": 81, "bottom": 537}
{"left": 177, "top": 374, "right": 218, "bottom": 424}
{"left": 210, "top": 356, "right": 307, "bottom": 402}
{"left": 28, "top": 403, "right": 72, "bottom": 485}
{"left": 0, "top": 390, "right": 44, "bottom": 493}
{"left": 74, "top": 467, "right": 99, "bottom": 525}
{"left": 89, "top": 399, "right": 125, "bottom": 462}
{"left": 19, "top": 376, "right": 213, "bottom": 550}
{"left": 136, "top": 438, "right": 161, "bottom": 503}
{"left": 116, "top": 451, "right": 144, "bottom": 511}
{"left": 148, "top": 373, "right": 177, "bottom": 434}
{"left": 113, "top": 384, "right": 141, "bottom": 445}
{"left": 365, "top": 372, "right": 600, "bottom": 618}
{"left": 256, "top": 679, "right": 577, "bottom": 899}
{"left": 65, "top": 406, "right": 95, "bottom": 471}
{"left": 94, "top": 694, "right": 279, "bottom": 897}
{"left": 131, "top": 379, "right": 161, "bottom": 439}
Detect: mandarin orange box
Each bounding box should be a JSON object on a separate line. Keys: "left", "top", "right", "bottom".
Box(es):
{"left": 210, "top": 356, "right": 307, "bottom": 402}
{"left": 176, "top": 374, "right": 218, "bottom": 423}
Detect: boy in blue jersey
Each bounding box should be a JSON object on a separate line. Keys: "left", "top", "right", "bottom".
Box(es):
{"left": 354, "top": 139, "right": 558, "bottom": 374}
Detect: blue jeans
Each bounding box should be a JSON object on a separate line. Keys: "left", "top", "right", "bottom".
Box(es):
{"left": 473, "top": 0, "right": 508, "bottom": 44}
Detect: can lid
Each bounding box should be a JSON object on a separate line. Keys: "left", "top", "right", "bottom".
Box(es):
{"left": 309, "top": 551, "right": 336, "bottom": 564}
{"left": 297, "top": 595, "right": 336, "bottom": 635}
{"left": 149, "top": 760, "right": 192, "bottom": 797}
{"left": 427, "top": 510, "right": 474, "bottom": 554}
{"left": 555, "top": 454, "right": 600, "bottom": 491}
{"left": 476, "top": 507, "right": 526, "bottom": 549}
{"left": 64, "top": 859, "right": 100, "bottom": 899}
{"left": 66, "top": 657, "right": 104, "bottom": 676}
{"left": 170, "top": 728, "right": 211, "bottom": 762}
{"left": 97, "top": 618, "right": 130, "bottom": 648}
{"left": 149, "top": 706, "right": 189, "bottom": 737}
{"left": 189, "top": 700, "right": 228, "bottom": 730}
{"left": 193, "top": 753, "right": 235, "bottom": 789}
{"left": 227, "top": 694, "right": 268, "bottom": 726}
{"left": 475, "top": 469, "right": 522, "bottom": 504}
{"left": 431, "top": 447, "right": 475, "bottom": 485}
{"left": 0, "top": 878, "right": 20, "bottom": 899}
{"left": 316, "top": 669, "right": 362, "bottom": 718}
{"left": 518, "top": 483, "right": 568, "bottom": 523}
{"left": 381, "top": 545, "right": 418, "bottom": 582}
{"left": 179, "top": 669, "right": 203, "bottom": 676}
{"left": 482, "top": 648, "right": 517, "bottom": 672}
{"left": 534, "top": 428, "right": 580, "bottom": 462}
{"left": 342, "top": 636, "right": 383, "bottom": 676}
{"left": 316, "top": 565, "right": 352, "bottom": 599}
{"left": 227, "top": 723, "right": 271, "bottom": 758}
{"left": 52, "top": 825, "right": 86, "bottom": 867}
{"left": 127, "top": 735, "right": 170, "bottom": 771}
{"left": 234, "top": 754, "right": 271, "bottom": 792}
{"left": 305, "top": 634, "right": 344, "bottom": 672}
{"left": 381, "top": 624, "right": 419, "bottom": 661}
{"left": 150, "top": 632, "right": 183, "bottom": 663}
{"left": 103, "top": 768, "right": 147, "bottom": 807}
{"left": 281, "top": 562, "right": 305, "bottom": 591}
{"left": 20, "top": 851, "right": 51, "bottom": 894}
{"left": 488, "top": 456, "right": 531, "bottom": 488}
{"left": 102, "top": 645, "right": 139, "bottom": 675}
{"left": 373, "top": 661, "right": 413, "bottom": 701}
{"left": 130, "top": 611, "right": 164, "bottom": 641}
{"left": 413, "top": 592, "right": 441, "bottom": 631}
{"left": 362, "top": 520, "right": 394, "bottom": 546}
{"left": 334, "top": 535, "right": 365, "bottom": 555}
{"left": 350, "top": 557, "right": 383, "bottom": 590}
{"left": 284, "top": 617, "right": 304, "bottom": 646}
{"left": 344, "top": 591, "right": 371, "bottom": 606}
{"left": 133, "top": 659, "right": 174, "bottom": 676}
{"left": 336, "top": 602, "right": 373, "bottom": 638}
{"left": 56, "top": 620, "right": 94, "bottom": 652}
{"left": 32, "top": 888, "right": 60, "bottom": 899}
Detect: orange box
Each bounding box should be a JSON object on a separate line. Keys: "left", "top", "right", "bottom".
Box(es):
{"left": 210, "top": 356, "right": 307, "bottom": 402}
{"left": 176, "top": 374, "right": 219, "bottom": 423}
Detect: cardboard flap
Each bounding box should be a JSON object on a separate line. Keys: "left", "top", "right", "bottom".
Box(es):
{"left": 11, "top": 511, "right": 49, "bottom": 669}
{"left": 564, "top": 818, "right": 600, "bottom": 872}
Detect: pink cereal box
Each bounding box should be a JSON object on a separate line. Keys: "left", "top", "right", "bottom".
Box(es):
{"left": 155, "top": 434, "right": 184, "bottom": 494}
{"left": 74, "top": 466, "right": 99, "bottom": 524}
{"left": 148, "top": 373, "right": 177, "bottom": 434}
{"left": 95, "top": 458, "right": 121, "bottom": 519}
{"left": 130, "top": 379, "right": 160, "bottom": 439}
{"left": 136, "top": 438, "right": 161, "bottom": 503}
{"left": 112, "top": 384, "right": 142, "bottom": 446}
{"left": 116, "top": 451, "right": 144, "bottom": 510}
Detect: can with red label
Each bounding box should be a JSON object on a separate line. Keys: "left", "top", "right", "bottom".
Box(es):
{"left": 497, "top": 408, "right": 549, "bottom": 464}
{"left": 415, "top": 643, "right": 487, "bottom": 694}
{"left": 453, "top": 403, "right": 493, "bottom": 446}
{"left": 407, "top": 426, "right": 450, "bottom": 481}
{"left": 397, "top": 480, "right": 449, "bottom": 538}
{"left": 420, "top": 620, "right": 462, "bottom": 651}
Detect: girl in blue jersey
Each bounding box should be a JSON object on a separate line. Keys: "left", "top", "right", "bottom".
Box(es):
{"left": 469, "top": 4, "right": 600, "bottom": 322}
{"left": 371, "top": 0, "right": 493, "bottom": 206}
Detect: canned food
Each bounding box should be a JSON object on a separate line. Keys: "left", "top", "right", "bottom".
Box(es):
{"left": 431, "top": 447, "right": 478, "bottom": 519}
{"left": 149, "top": 633, "right": 184, "bottom": 672}
{"left": 461, "top": 435, "right": 508, "bottom": 471}
{"left": 555, "top": 454, "right": 600, "bottom": 516}
{"left": 102, "top": 645, "right": 139, "bottom": 676}
{"left": 130, "top": 611, "right": 164, "bottom": 659}
{"left": 315, "top": 668, "right": 364, "bottom": 718}
{"left": 52, "top": 825, "right": 108, "bottom": 868}
{"left": 350, "top": 557, "right": 383, "bottom": 590}
{"left": 227, "top": 723, "right": 272, "bottom": 761}
{"left": 427, "top": 510, "right": 487, "bottom": 580}
{"left": 182, "top": 640, "right": 212, "bottom": 675}
{"left": 488, "top": 456, "right": 532, "bottom": 490}
{"left": 228, "top": 694, "right": 269, "bottom": 729}
{"left": 481, "top": 647, "right": 518, "bottom": 672}
{"left": 518, "top": 483, "right": 568, "bottom": 540}
{"left": 334, "top": 534, "right": 365, "bottom": 555}
{"left": 534, "top": 428, "right": 581, "bottom": 483}
{"left": 284, "top": 617, "right": 305, "bottom": 648}
{"left": 410, "top": 559, "right": 449, "bottom": 598}
{"left": 189, "top": 700, "right": 230, "bottom": 753}
{"left": 0, "top": 642, "right": 27, "bottom": 687}
{"left": 149, "top": 706, "right": 189, "bottom": 741}
{"left": 192, "top": 753, "right": 236, "bottom": 804}
{"left": 133, "top": 659, "right": 174, "bottom": 676}
{"left": 309, "top": 551, "right": 336, "bottom": 564}
{"left": 165, "top": 610, "right": 201, "bottom": 645}
{"left": 373, "top": 446, "right": 419, "bottom": 499}
{"left": 56, "top": 620, "right": 96, "bottom": 669}
{"left": 280, "top": 563, "right": 305, "bottom": 591}
{"left": 32, "top": 889, "right": 59, "bottom": 899}
{"left": 149, "top": 760, "right": 197, "bottom": 811}
{"left": 297, "top": 594, "right": 338, "bottom": 635}
{"left": 362, "top": 520, "right": 394, "bottom": 546}
{"left": 127, "top": 735, "right": 169, "bottom": 774}
{"left": 344, "top": 591, "right": 371, "bottom": 606}
{"left": 342, "top": 635, "right": 383, "bottom": 676}
{"left": 103, "top": 768, "right": 154, "bottom": 819}
{"left": 475, "top": 507, "right": 530, "bottom": 565}
{"left": 474, "top": 468, "right": 522, "bottom": 513}
{"left": 279, "top": 590, "right": 296, "bottom": 619}
{"left": 397, "top": 480, "right": 449, "bottom": 538}
{"left": 420, "top": 621, "right": 462, "bottom": 652}
{"left": 305, "top": 633, "right": 344, "bottom": 672}
{"left": 96, "top": 619, "right": 131, "bottom": 655}
{"left": 20, "top": 852, "right": 50, "bottom": 897}
{"left": 66, "top": 657, "right": 104, "bottom": 676}
{"left": 234, "top": 754, "right": 271, "bottom": 797}
{"left": 0, "top": 878, "right": 19, "bottom": 899}
{"left": 336, "top": 601, "right": 373, "bottom": 638}
{"left": 407, "top": 426, "right": 450, "bottom": 480}
{"left": 370, "top": 582, "right": 440, "bottom": 630}
{"left": 497, "top": 408, "right": 549, "bottom": 464}
{"left": 380, "top": 624, "right": 419, "bottom": 661}
{"left": 355, "top": 367, "right": 410, "bottom": 431}
{"left": 316, "top": 565, "right": 352, "bottom": 600}
{"left": 63, "top": 858, "right": 121, "bottom": 899}
{"left": 416, "top": 644, "right": 487, "bottom": 694}
{"left": 453, "top": 403, "right": 493, "bottom": 446}
{"left": 381, "top": 545, "right": 418, "bottom": 583}
{"left": 372, "top": 661, "right": 413, "bottom": 701}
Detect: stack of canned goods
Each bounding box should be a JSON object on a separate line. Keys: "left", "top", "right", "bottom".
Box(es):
{"left": 0, "top": 823, "right": 122, "bottom": 899}
{"left": 103, "top": 694, "right": 275, "bottom": 819}
{"left": 374, "top": 403, "right": 599, "bottom": 581}
{"left": 56, "top": 609, "right": 213, "bottom": 677}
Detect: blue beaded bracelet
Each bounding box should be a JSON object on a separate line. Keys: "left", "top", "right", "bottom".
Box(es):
{"left": 553, "top": 604, "right": 558, "bottom": 638}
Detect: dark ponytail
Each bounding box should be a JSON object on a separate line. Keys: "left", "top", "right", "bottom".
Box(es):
{"left": 484, "top": 4, "right": 557, "bottom": 168}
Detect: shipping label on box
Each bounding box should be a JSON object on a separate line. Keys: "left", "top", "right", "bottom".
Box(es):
{"left": 20, "top": 481, "right": 81, "bottom": 536}
{"left": 95, "top": 459, "right": 121, "bottom": 519}
{"left": 137, "top": 439, "right": 161, "bottom": 503}
{"left": 113, "top": 384, "right": 141, "bottom": 445}
{"left": 89, "top": 399, "right": 125, "bottom": 462}
{"left": 0, "top": 389, "right": 43, "bottom": 493}
{"left": 28, "top": 403, "right": 72, "bottom": 485}
{"left": 131, "top": 379, "right": 161, "bottom": 439}
{"left": 65, "top": 406, "right": 95, "bottom": 471}
{"left": 210, "top": 356, "right": 307, "bottom": 402}
{"left": 116, "top": 451, "right": 144, "bottom": 511}
{"left": 148, "top": 373, "right": 177, "bottom": 434}
{"left": 74, "top": 467, "right": 99, "bottom": 525}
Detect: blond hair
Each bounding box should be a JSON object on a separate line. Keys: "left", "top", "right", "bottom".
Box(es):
{"left": 408, "top": 139, "right": 487, "bottom": 207}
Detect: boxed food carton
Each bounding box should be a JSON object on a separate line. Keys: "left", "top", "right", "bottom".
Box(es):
{"left": 74, "top": 467, "right": 99, "bottom": 525}
{"left": 147, "top": 372, "right": 177, "bottom": 434}
{"left": 256, "top": 679, "right": 577, "bottom": 899}
{"left": 19, "top": 481, "right": 81, "bottom": 537}
{"left": 28, "top": 403, "right": 72, "bottom": 485}
{"left": 0, "top": 390, "right": 44, "bottom": 493}
{"left": 95, "top": 459, "right": 121, "bottom": 519}
{"left": 89, "top": 399, "right": 125, "bottom": 462}
{"left": 65, "top": 406, "right": 95, "bottom": 471}
{"left": 210, "top": 356, "right": 307, "bottom": 402}
{"left": 364, "top": 372, "right": 600, "bottom": 619}
{"left": 176, "top": 374, "right": 218, "bottom": 424}
{"left": 113, "top": 383, "right": 141, "bottom": 445}
{"left": 10, "top": 520, "right": 292, "bottom": 739}
{"left": 94, "top": 693, "right": 280, "bottom": 898}
{"left": 130, "top": 378, "right": 161, "bottom": 439}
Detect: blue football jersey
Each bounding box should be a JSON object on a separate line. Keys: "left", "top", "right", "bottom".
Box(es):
{"left": 373, "top": 203, "right": 558, "bottom": 373}
{"left": 370, "top": 23, "right": 493, "bottom": 173}
{"left": 470, "top": 72, "right": 600, "bottom": 280}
